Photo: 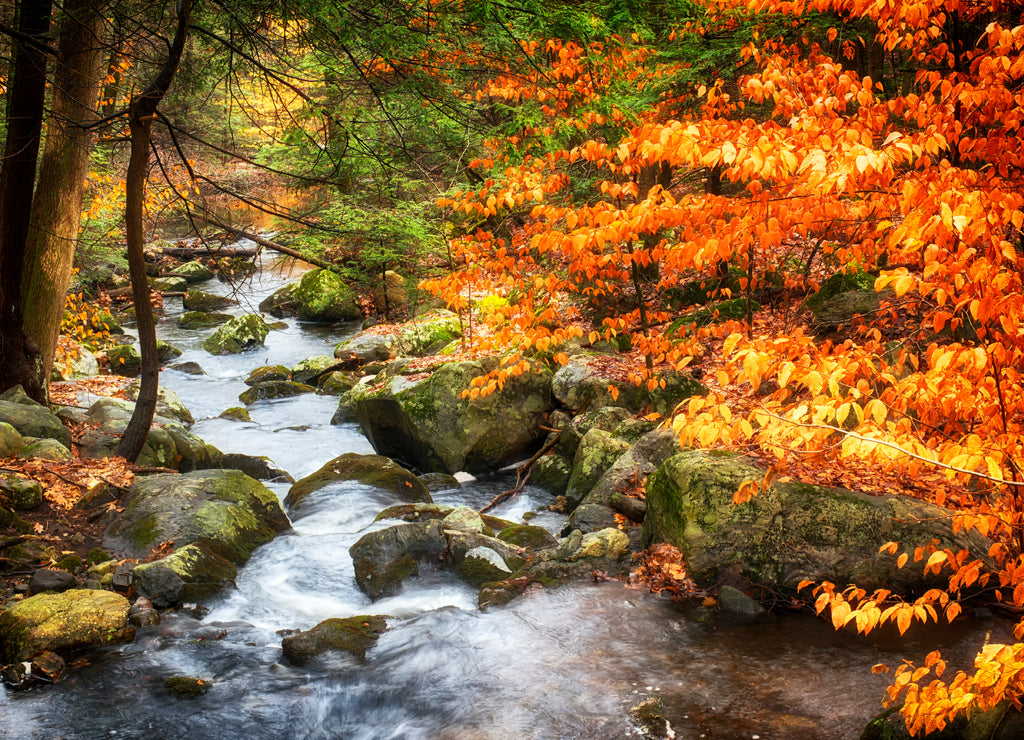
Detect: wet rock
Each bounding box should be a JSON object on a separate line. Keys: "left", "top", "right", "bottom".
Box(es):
{"left": 182, "top": 289, "right": 236, "bottom": 311}
{"left": 333, "top": 332, "right": 396, "bottom": 364}
{"left": 642, "top": 450, "right": 993, "bottom": 593}
{"left": 565, "top": 429, "right": 631, "bottom": 510}
{"left": 167, "top": 260, "right": 215, "bottom": 283}
{"left": 0, "top": 589, "right": 134, "bottom": 663}
{"left": 168, "top": 360, "right": 207, "bottom": 375}
{"left": 219, "top": 406, "right": 252, "bottom": 422}
{"left": 16, "top": 437, "right": 72, "bottom": 461}
{"left": 418, "top": 472, "right": 461, "bottom": 493}
{"left": 281, "top": 615, "right": 388, "bottom": 665}
{"left": 317, "top": 370, "right": 359, "bottom": 396}
{"left": 156, "top": 339, "right": 183, "bottom": 362}
{"left": 218, "top": 453, "right": 292, "bottom": 482}
{"left": 373, "top": 503, "right": 514, "bottom": 533}
{"left": 239, "top": 380, "right": 315, "bottom": 405}
{"left": 349, "top": 521, "right": 447, "bottom": 600}
{"left": 457, "top": 547, "right": 512, "bottom": 587}
{"left": 164, "top": 675, "right": 211, "bottom": 698}
{"left": 245, "top": 365, "right": 292, "bottom": 385}
{"left": 354, "top": 357, "right": 553, "bottom": 474}
{"left": 128, "top": 597, "right": 161, "bottom": 627}
{"left": 630, "top": 697, "right": 674, "bottom": 740}
{"left": 30, "top": 650, "right": 66, "bottom": 683}
{"left": 132, "top": 544, "right": 238, "bottom": 608}
{"left": 286, "top": 453, "right": 431, "bottom": 509}
{"left": 177, "top": 311, "right": 232, "bottom": 330}
{"left": 291, "top": 355, "right": 336, "bottom": 385}
{"left": 441, "top": 506, "right": 487, "bottom": 534}
{"left": 531, "top": 453, "right": 571, "bottom": 496}
{"left": 610, "top": 493, "right": 647, "bottom": 523}
{"left": 203, "top": 314, "right": 269, "bottom": 355}
{"left": 28, "top": 569, "right": 77, "bottom": 595}
{"left": 717, "top": 585, "right": 765, "bottom": 616}
{"left": 496, "top": 525, "right": 559, "bottom": 550}
{"left": 150, "top": 275, "right": 188, "bottom": 292}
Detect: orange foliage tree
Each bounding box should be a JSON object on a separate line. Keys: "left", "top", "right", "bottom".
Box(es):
{"left": 422, "top": 0, "right": 1024, "bottom": 733}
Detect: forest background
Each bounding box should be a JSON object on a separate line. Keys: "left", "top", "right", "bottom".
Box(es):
{"left": 1, "top": 0, "right": 1024, "bottom": 734}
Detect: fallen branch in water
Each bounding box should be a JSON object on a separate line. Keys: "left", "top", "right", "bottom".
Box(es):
{"left": 480, "top": 430, "right": 561, "bottom": 514}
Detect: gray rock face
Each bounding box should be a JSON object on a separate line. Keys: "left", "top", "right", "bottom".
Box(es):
{"left": 355, "top": 358, "right": 553, "bottom": 474}
{"left": 0, "top": 396, "right": 71, "bottom": 448}
{"left": 642, "top": 450, "right": 992, "bottom": 593}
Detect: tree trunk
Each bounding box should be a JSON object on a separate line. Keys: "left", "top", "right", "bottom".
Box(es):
{"left": 116, "top": 0, "right": 193, "bottom": 462}
{"left": 0, "top": 0, "right": 53, "bottom": 401}
{"left": 22, "top": 0, "right": 107, "bottom": 388}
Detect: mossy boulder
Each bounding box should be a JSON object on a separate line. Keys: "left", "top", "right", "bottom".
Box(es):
{"left": 551, "top": 356, "right": 706, "bottom": 414}
{"left": 333, "top": 331, "right": 397, "bottom": 364}
{"left": 281, "top": 615, "right": 388, "bottom": 665}
{"left": 261, "top": 268, "right": 361, "bottom": 323}
{"left": 103, "top": 469, "right": 289, "bottom": 564}
{"left": 1, "top": 474, "right": 44, "bottom": 510}
{"left": 177, "top": 311, "right": 232, "bottom": 329}
{"left": 238, "top": 380, "right": 315, "bottom": 405}
{"left": 0, "top": 397, "right": 72, "bottom": 448}
{"left": 291, "top": 355, "right": 336, "bottom": 385}
{"left": 394, "top": 310, "right": 462, "bottom": 356}
{"left": 183, "top": 289, "right": 236, "bottom": 311}
{"left": 203, "top": 313, "right": 269, "bottom": 355}
{"left": 150, "top": 276, "right": 188, "bottom": 292}
{"left": 105, "top": 343, "right": 143, "bottom": 376}
{"left": 218, "top": 453, "right": 292, "bottom": 482}
{"left": 285, "top": 453, "right": 431, "bottom": 509}
{"left": 167, "top": 260, "right": 215, "bottom": 283}
{"left": 219, "top": 406, "right": 252, "bottom": 422}
{"left": 564, "top": 429, "right": 632, "bottom": 510}
{"left": 355, "top": 357, "right": 553, "bottom": 474}
{"left": 125, "top": 381, "right": 195, "bottom": 425}
{"left": 0, "top": 421, "right": 26, "bottom": 457}
{"left": 318, "top": 370, "right": 359, "bottom": 396}
{"left": 497, "top": 524, "right": 559, "bottom": 550}
{"left": 373, "top": 502, "right": 514, "bottom": 533}
{"left": 642, "top": 450, "right": 992, "bottom": 593}
{"left": 457, "top": 547, "right": 513, "bottom": 587}
{"left": 0, "top": 589, "right": 134, "bottom": 663}
{"left": 16, "top": 438, "right": 71, "bottom": 461}
{"left": 810, "top": 289, "right": 892, "bottom": 334}
{"left": 132, "top": 544, "right": 238, "bottom": 608}
{"left": 245, "top": 365, "right": 292, "bottom": 385}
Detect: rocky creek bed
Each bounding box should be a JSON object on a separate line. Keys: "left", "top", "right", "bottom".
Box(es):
{"left": 0, "top": 252, "right": 1015, "bottom": 739}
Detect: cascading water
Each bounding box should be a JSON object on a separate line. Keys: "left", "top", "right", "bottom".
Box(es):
{"left": 0, "top": 249, "right": 1005, "bottom": 739}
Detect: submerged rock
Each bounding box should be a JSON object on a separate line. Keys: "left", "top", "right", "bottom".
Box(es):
{"left": 286, "top": 453, "right": 431, "bottom": 509}
{"left": 281, "top": 615, "right": 388, "bottom": 665}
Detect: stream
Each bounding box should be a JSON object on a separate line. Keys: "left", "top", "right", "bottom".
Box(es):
{"left": 0, "top": 251, "right": 1006, "bottom": 739}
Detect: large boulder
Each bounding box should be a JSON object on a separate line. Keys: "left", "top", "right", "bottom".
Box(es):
{"left": 0, "top": 589, "right": 134, "bottom": 663}
{"left": 131, "top": 544, "right": 238, "bottom": 608}
{"left": 291, "top": 355, "right": 337, "bottom": 385}
{"left": 0, "top": 422, "right": 26, "bottom": 457}
{"left": 393, "top": 310, "right": 461, "bottom": 356}
{"left": 286, "top": 453, "right": 431, "bottom": 509}
{"left": 281, "top": 615, "right": 388, "bottom": 665}
{"left": 0, "top": 393, "right": 72, "bottom": 448}
{"left": 260, "top": 268, "right": 361, "bottom": 323}
{"left": 125, "top": 381, "right": 195, "bottom": 425}
{"left": 564, "top": 429, "right": 632, "bottom": 510}
{"left": 551, "top": 355, "right": 706, "bottom": 415}
{"left": 354, "top": 358, "right": 553, "bottom": 474}
{"left": 642, "top": 450, "right": 991, "bottom": 594}
{"left": 349, "top": 521, "right": 448, "bottom": 600}
{"left": 103, "top": 469, "right": 289, "bottom": 564}
{"left": 203, "top": 314, "right": 269, "bottom": 355}
{"left": 239, "top": 381, "right": 315, "bottom": 405}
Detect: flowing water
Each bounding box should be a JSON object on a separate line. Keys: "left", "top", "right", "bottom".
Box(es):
{"left": 0, "top": 251, "right": 1007, "bottom": 739}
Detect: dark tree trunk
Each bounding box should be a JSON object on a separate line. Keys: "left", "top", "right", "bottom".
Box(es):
{"left": 0, "top": 0, "right": 52, "bottom": 401}
{"left": 22, "top": 0, "right": 107, "bottom": 387}
{"left": 116, "top": 0, "right": 194, "bottom": 462}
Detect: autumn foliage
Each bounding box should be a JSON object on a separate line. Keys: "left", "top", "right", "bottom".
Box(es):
{"left": 414, "top": 0, "right": 1024, "bottom": 733}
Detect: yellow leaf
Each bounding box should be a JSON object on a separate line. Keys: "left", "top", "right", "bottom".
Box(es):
{"left": 925, "top": 551, "right": 947, "bottom": 573}
{"left": 897, "top": 553, "right": 909, "bottom": 569}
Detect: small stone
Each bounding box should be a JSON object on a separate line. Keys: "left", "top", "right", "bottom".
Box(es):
{"left": 717, "top": 585, "right": 765, "bottom": 616}
{"left": 31, "top": 650, "right": 66, "bottom": 683}
{"left": 128, "top": 597, "right": 161, "bottom": 627}
{"left": 28, "top": 569, "right": 77, "bottom": 595}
